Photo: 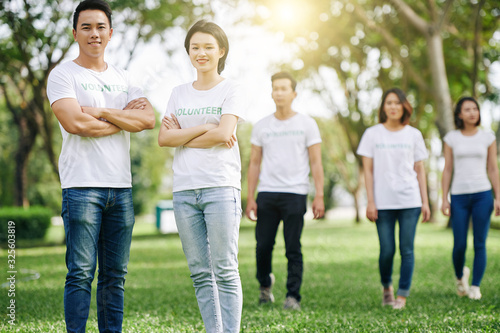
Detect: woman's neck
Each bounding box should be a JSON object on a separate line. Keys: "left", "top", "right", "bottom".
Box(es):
{"left": 383, "top": 119, "right": 405, "bottom": 131}
{"left": 193, "top": 70, "right": 224, "bottom": 90}
{"left": 461, "top": 124, "right": 478, "bottom": 136}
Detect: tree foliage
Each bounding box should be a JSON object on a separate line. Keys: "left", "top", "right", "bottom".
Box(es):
{"left": 0, "top": 0, "right": 210, "bottom": 210}
{"left": 247, "top": 0, "right": 499, "bottom": 217}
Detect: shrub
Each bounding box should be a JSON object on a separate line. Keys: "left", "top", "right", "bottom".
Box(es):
{"left": 0, "top": 206, "right": 53, "bottom": 241}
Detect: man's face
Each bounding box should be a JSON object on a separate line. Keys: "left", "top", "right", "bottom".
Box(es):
{"left": 271, "top": 78, "right": 296, "bottom": 108}
{"left": 72, "top": 10, "right": 113, "bottom": 58}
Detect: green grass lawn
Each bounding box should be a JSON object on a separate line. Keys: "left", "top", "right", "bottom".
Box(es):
{"left": 2, "top": 218, "right": 500, "bottom": 332}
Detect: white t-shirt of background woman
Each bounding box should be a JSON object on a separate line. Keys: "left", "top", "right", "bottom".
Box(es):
{"left": 165, "top": 79, "right": 245, "bottom": 192}
{"left": 444, "top": 129, "right": 495, "bottom": 195}
{"left": 357, "top": 124, "right": 428, "bottom": 209}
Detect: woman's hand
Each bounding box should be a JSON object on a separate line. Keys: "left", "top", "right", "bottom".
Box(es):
{"left": 494, "top": 199, "right": 500, "bottom": 216}
{"left": 441, "top": 198, "right": 451, "bottom": 217}
{"left": 366, "top": 202, "right": 378, "bottom": 222}
{"left": 421, "top": 203, "right": 431, "bottom": 222}
{"left": 162, "top": 114, "right": 181, "bottom": 130}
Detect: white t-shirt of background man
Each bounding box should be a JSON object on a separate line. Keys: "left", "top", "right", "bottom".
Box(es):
{"left": 47, "top": 61, "right": 144, "bottom": 189}
{"left": 165, "top": 79, "right": 245, "bottom": 192}
{"left": 251, "top": 113, "right": 322, "bottom": 195}
{"left": 357, "top": 124, "right": 428, "bottom": 209}
{"left": 444, "top": 129, "right": 495, "bottom": 195}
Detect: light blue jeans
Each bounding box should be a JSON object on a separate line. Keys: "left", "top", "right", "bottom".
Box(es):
{"left": 173, "top": 187, "right": 242, "bottom": 333}
{"left": 62, "top": 188, "right": 135, "bottom": 333}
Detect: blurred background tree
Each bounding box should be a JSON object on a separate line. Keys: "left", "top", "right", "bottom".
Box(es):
{"left": 245, "top": 0, "right": 500, "bottom": 218}
{"left": 0, "top": 0, "right": 498, "bottom": 220}
{"left": 0, "top": 0, "right": 211, "bottom": 213}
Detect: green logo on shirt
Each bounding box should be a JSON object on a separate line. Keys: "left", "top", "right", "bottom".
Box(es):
{"left": 81, "top": 83, "right": 128, "bottom": 93}
{"left": 265, "top": 130, "right": 304, "bottom": 138}
{"left": 175, "top": 107, "right": 222, "bottom": 116}
{"left": 376, "top": 143, "right": 411, "bottom": 149}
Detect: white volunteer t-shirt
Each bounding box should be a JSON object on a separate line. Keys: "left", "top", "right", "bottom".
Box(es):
{"left": 166, "top": 79, "right": 245, "bottom": 192}
{"left": 47, "top": 61, "right": 144, "bottom": 189}
{"left": 444, "top": 129, "right": 495, "bottom": 195}
{"left": 357, "top": 124, "right": 428, "bottom": 209}
{"left": 251, "top": 113, "right": 322, "bottom": 195}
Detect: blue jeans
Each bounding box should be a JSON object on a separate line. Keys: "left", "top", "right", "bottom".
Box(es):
{"left": 376, "top": 207, "right": 421, "bottom": 297}
{"left": 173, "top": 187, "right": 242, "bottom": 333}
{"left": 62, "top": 188, "right": 135, "bottom": 333}
{"left": 451, "top": 190, "right": 493, "bottom": 286}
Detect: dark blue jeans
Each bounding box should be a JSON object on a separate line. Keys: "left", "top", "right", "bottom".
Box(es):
{"left": 62, "top": 188, "right": 135, "bottom": 333}
{"left": 255, "top": 192, "right": 307, "bottom": 301}
{"left": 451, "top": 190, "right": 493, "bottom": 287}
{"left": 376, "top": 207, "right": 421, "bottom": 297}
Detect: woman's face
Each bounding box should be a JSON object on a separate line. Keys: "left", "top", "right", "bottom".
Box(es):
{"left": 383, "top": 92, "right": 404, "bottom": 122}
{"left": 459, "top": 100, "right": 480, "bottom": 127}
{"left": 188, "top": 32, "right": 225, "bottom": 74}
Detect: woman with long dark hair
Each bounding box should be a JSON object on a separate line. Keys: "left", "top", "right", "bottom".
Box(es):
{"left": 441, "top": 96, "right": 500, "bottom": 300}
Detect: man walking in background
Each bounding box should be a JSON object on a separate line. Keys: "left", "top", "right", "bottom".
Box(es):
{"left": 46, "top": 0, "right": 155, "bottom": 331}
{"left": 246, "top": 71, "right": 325, "bottom": 311}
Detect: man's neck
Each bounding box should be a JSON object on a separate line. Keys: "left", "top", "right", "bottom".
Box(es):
{"left": 75, "top": 56, "right": 107, "bottom": 72}
{"left": 274, "top": 106, "right": 296, "bottom": 120}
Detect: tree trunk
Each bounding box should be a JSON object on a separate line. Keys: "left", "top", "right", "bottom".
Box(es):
{"left": 14, "top": 116, "right": 38, "bottom": 207}
{"left": 427, "top": 32, "right": 455, "bottom": 138}
{"left": 353, "top": 190, "right": 361, "bottom": 223}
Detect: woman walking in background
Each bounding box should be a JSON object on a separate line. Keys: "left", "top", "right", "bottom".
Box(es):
{"left": 158, "top": 20, "right": 244, "bottom": 332}
{"left": 441, "top": 96, "right": 500, "bottom": 300}
{"left": 357, "top": 88, "right": 430, "bottom": 310}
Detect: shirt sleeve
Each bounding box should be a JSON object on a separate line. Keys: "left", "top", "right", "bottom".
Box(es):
{"left": 221, "top": 81, "right": 245, "bottom": 123}
{"left": 413, "top": 129, "right": 428, "bottom": 162}
{"left": 250, "top": 120, "right": 263, "bottom": 147}
{"left": 443, "top": 131, "right": 453, "bottom": 148}
{"left": 356, "top": 127, "right": 374, "bottom": 158}
{"left": 305, "top": 116, "right": 322, "bottom": 147}
{"left": 485, "top": 130, "right": 496, "bottom": 147}
{"left": 126, "top": 70, "right": 145, "bottom": 103}
{"left": 164, "top": 88, "right": 177, "bottom": 118}
{"left": 47, "top": 66, "right": 77, "bottom": 105}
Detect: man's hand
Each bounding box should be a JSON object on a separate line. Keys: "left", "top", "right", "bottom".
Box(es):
{"left": 125, "top": 97, "right": 148, "bottom": 110}
{"left": 81, "top": 97, "right": 149, "bottom": 120}
{"left": 81, "top": 106, "right": 103, "bottom": 119}
{"left": 312, "top": 195, "right": 325, "bottom": 219}
{"left": 245, "top": 198, "right": 258, "bottom": 221}
{"left": 225, "top": 134, "right": 237, "bottom": 148}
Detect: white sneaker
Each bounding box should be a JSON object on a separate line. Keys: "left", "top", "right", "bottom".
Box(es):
{"left": 468, "top": 286, "right": 482, "bottom": 300}
{"left": 456, "top": 266, "right": 470, "bottom": 297}
{"left": 259, "top": 273, "right": 275, "bottom": 304}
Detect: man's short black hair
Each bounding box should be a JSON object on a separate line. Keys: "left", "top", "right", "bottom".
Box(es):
{"left": 73, "top": 0, "right": 112, "bottom": 31}
{"left": 271, "top": 72, "right": 297, "bottom": 91}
